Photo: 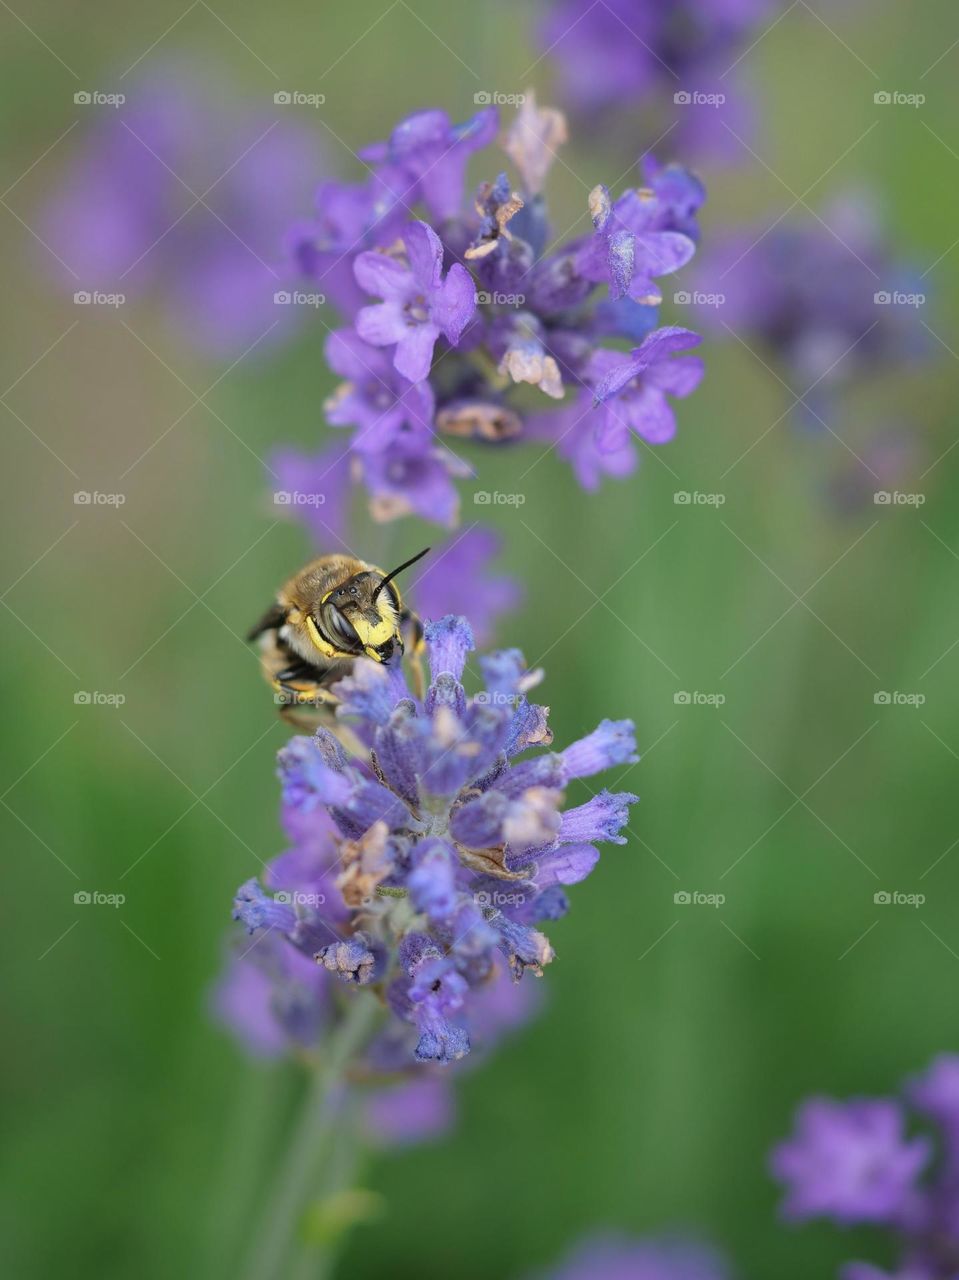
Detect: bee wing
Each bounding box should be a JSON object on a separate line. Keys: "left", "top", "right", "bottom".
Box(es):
{"left": 246, "top": 601, "right": 287, "bottom": 643}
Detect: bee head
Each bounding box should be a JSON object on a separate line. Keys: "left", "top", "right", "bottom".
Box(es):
{"left": 314, "top": 547, "right": 429, "bottom": 664}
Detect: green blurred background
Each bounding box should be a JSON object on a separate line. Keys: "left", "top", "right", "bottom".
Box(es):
{"left": 2, "top": 2, "right": 958, "bottom": 1276}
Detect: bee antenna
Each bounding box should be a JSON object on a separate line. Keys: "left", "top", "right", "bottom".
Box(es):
{"left": 371, "top": 546, "right": 431, "bottom": 603}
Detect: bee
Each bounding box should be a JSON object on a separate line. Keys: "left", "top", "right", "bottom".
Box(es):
{"left": 248, "top": 547, "right": 429, "bottom": 719}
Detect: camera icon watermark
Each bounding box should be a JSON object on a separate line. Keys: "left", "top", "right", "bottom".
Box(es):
{"left": 274, "top": 90, "right": 325, "bottom": 108}
{"left": 673, "top": 490, "right": 726, "bottom": 506}
{"left": 273, "top": 290, "right": 325, "bottom": 307}
{"left": 474, "top": 91, "right": 526, "bottom": 107}
{"left": 674, "top": 890, "right": 726, "bottom": 907}
{"left": 74, "top": 691, "right": 126, "bottom": 707}
{"left": 674, "top": 89, "right": 726, "bottom": 108}
{"left": 74, "top": 889, "right": 126, "bottom": 906}
{"left": 873, "top": 690, "right": 925, "bottom": 707}
{"left": 274, "top": 890, "right": 326, "bottom": 907}
{"left": 873, "top": 489, "right": 925, "bottom": 506}
{"left": 73, "top": 290, "right": 125, "bottom": 307}
{"left": 273, "top": 490, "right": 325, "bottom": 507}
{"left": 474, "top": 289, "right": 526, "bottom": 307}
{"left": 874, "top": 290, "right": 925, "bottom": 307}
{"left": 474, "top": 889, "right": 527, "bottom": 908}
{"left": 673, "top": 690, "right": 726, "bottom": 707}
{"left": 73, "top": 491, "right": 126, "bottom": 506}
{"left": 474, "top": 690, "right": 521, "bottom": 707}
{"left": 74, "top": 90, "right": 125, "bottom": 108}
{"left": 874, "top": 90, "right": 925, "bottom": 108}
{"left": 874, "top": 890, "right": 925, "bottom": 907}
{"left": 474, "top": 490, "right": 526, "bottom": 507}
{"left": 673, "top": 289, "right": 725, "bottom": 308}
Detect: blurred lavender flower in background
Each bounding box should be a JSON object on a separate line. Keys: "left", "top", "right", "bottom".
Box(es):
{"left": 288, "top": 96, "right": 706, "bottom": 522}
{"left": 537, "top": 0, "right": 775, "bottom": 165}
{"left": 531, "top": 1232, "right": 734, "bottom": 1280}
{"left": 42, "top": 57, "right": 321, "bottom": 358}
{"left": 691, "top": 193, "right": 930, "bottom": 423}
{"left": 412, "top": 528, "right": 524, "bottom": 646}
{"left": 226, "top": 615, "right": 639, "bottom": 1072}
{"left": 771, "top": 1055, "right": 959, "bottom": 1278}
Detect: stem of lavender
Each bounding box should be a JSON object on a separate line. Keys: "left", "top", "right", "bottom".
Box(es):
{"left": 241, "top": 994, "right": 380, "bottom": 1280}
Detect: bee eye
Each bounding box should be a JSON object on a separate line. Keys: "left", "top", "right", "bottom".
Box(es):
{"left": 321, "top": 604, "right": 360, "bottom": 649}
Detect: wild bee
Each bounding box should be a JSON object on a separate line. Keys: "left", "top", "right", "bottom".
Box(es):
{"left": 248, "top": 548, "right": 429, "bottom": 718}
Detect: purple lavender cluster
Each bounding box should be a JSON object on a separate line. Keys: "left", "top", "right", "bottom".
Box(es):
{"left": 225, "top": 616, "right": 639, "bottom": 1070}
{"left": 282, "top": 96, "right": 705, "bottom": 523}
{"left": 771, "top": 1055, "right": 959, "bottom": 1278}
{"left": 539, "top": 0, "right": 774, "bottom": 163}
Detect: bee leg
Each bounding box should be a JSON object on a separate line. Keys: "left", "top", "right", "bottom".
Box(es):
{"left": 272, "top": 663, "right": 337, "bottom": 708}
{"left": 407, "top": 647, "right": 426, "bottom": 701}
{"left": 400, "top": 609, "right": 427, "bottom": 700}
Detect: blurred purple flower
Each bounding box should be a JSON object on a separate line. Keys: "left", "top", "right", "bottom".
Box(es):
{"left": 771, "top": 1097, "right": 929, "bottom": 1225}
{"left": 362, "top": 1076, "right": 455, "bottom": 1148}
{"left": 41, "top": 57, "right": 323, "bottom": 358}
{"left": 691, "top": 193, "right": 930, "bottom": 419}
{"left": 532, "top": 1233, "right": 733, "bottom": 1280}
{"left": 537, "top": 0, "right": 773, "bottom": 163}
{"left": 412, "top": 527, "right": 524, "bottom": 646}
{"left": 772, "top": 1057, "right": 959, "bottom": 1278}
{"left": 360, "top": 106, "right": 499, "bottom": 221}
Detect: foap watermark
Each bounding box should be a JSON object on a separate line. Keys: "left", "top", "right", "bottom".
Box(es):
{"left": 474, "top": 690, "right": 521, "bottom": 707}
{"left": 74, "top": 691, "right": 126, "bottom": 707}
{"left": 674, "top": 890, "right": 726, "bottom": 907}
{"left": 474, "top": 889, "right": 527, "bottom": 908}
{"left": 274, "top": 90, "right": 325, "bottom": 108}
{"left": 274, "top": 890, "right": 326, "bottom": 907}
{"left": 74, "top": 290, "right": 125, "bottom": 307}
{"left": 474, "top": 491, "right": 526, "bottom": 507}
{"left": 674, "top": 690, "right": 726, "bottom": 707}
{"left": 874, "top": 890, "right": 925, "bottom": 907}
{"left": 474, "top": 91, "right": 527, "bottom": 107}
{"left": 874, "top": 489, "right": 925, "bottom": 506}
{"left": 674, "top": 90, "right": 726, "bottom": 107}
{"left": 674, "top": 289, "right": 725, "bottom": 308}
{"left": 874, "top": 290, "right": 925, "bottom": 308}
{"left": 74, "top": 90, "right": 125, "bottom": 108}
{"left": 475, "top": 290, "right": 525, "bottom": 307}
{"left": 873, "top": 690, "right": 926, "bottom": 707}
{"left": 274, "top": 290, "right": 325, "bottom": 307}
{"left": 74, "top": 890, "right": 126, "bottom": 907}
{"left": 74, "top": 490, "right": 125, "bottom": 506}
{"left": 674, "top": 490, "right": 726, "bottom": 506}
{"left": 274, "top": 490, "right": 325, "bottom": 507}
{"left": 874, "top": 90, "right": 925, "bottom": 108}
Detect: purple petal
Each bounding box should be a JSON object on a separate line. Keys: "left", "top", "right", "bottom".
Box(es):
{"left": 394, "top": 322, "right": 440, "bottom": 382}
{"left": 433, "top": 262, "right": 477, "bottom": 344}
{"left": 354, "top": 249, "right": 412, "bottom": 301}
{"left": 356, "top": 300, "right": 408, "bottom": 348}
{"left": 403, "top": 220, "right": 443, "bottom": 289}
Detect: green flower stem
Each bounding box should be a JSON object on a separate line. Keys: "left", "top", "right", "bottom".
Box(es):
{"left": 242, "top": 994, "right": 380, "bottom": 1280}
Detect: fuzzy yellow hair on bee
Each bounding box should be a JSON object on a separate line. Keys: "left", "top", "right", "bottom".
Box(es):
{"left": 247, "top": 548, "right": 428, "bottom": 722}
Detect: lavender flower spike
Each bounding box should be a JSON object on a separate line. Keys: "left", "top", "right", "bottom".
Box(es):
{"left": 229, "top": 615, "right": 639, "bottom": 1068}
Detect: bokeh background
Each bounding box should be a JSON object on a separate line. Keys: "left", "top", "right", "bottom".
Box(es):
{"left": 2, "top": 2, "right": 958, "bottom": 1277}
